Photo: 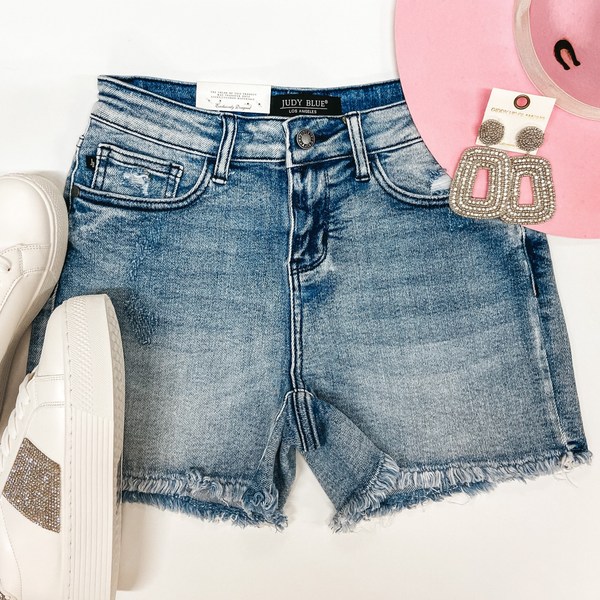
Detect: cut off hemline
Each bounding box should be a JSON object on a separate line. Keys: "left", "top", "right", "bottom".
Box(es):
{"left": 331, "top": 448, "right": 592, "bottom": 532}
{"left": 121, "top": 449, "right": 592, "bottom": 533}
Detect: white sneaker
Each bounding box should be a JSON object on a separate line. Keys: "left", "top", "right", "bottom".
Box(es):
{"left": 0, "top": 174, "right": 69, "bottom": 408}
{"left": 0, "top": 295, "right": 125, "bottom": 600}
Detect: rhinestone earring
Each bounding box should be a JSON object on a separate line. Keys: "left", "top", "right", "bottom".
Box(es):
{"left": 501, "top": 126, "right": 556, "bottom": 224}
{"left": 449, "top": 119, "right": 511, "bottom": 219}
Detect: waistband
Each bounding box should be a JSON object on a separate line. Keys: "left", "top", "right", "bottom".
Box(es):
{"left": 91, "top": 76, "right": 422, "bottom": 166}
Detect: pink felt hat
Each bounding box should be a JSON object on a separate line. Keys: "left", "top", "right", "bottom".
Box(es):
{"left": 395, "top": 0, "right": 600, "bottom": 238}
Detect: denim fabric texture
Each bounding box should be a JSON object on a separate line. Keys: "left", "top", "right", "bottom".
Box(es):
{"left": 28, "top": 76, "right": 591, "bottom": 531}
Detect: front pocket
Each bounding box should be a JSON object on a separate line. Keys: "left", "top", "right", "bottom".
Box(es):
{"left": 72, "top": 156, "right": 211, "bottom": 211}
{"left": 91, "top": 144, "right": 184, "bottom": 199}
{"left": 372, "top": 139, "right": 452, "bottom": 207}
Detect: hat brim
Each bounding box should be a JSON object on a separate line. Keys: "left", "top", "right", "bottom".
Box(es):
{"left": 395, "top": 0, "right": 600, "bottom": 238}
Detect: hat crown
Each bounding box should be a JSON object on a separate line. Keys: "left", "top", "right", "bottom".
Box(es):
{"left": 523, "top": 0, "right": 600, "bottom": 110}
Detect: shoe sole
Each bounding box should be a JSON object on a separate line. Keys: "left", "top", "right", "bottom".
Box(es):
{"left": 61, "top": 295, "right": 125, "bottom": 600}
{"left": 0, "top": 174, "right": 69, "bottom": 406}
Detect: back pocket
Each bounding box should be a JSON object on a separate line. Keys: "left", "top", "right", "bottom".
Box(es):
{"left": 91, "top": 144, "right": 184, "bottom": 199}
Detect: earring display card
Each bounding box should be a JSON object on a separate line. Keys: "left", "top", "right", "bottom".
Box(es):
{"left": 476, "top": 88, "right": 555, "bottom": 154}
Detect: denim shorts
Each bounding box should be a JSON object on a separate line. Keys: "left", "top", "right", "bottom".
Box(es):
{"left": 29, "top": 76, "right": 591, "bottom": 531}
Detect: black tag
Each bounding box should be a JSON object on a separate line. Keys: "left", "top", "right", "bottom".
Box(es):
{"left": 85, "top": 155, "right": 97, "bottom": 170}
{"left": 270, "top": 94, "right": 342, "bottom": 117}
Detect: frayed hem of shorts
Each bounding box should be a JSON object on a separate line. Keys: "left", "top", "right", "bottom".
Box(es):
{"left": 122, "top": 472, "right": 287, "bottom": 530}
{"left": 330, "top": 449, "right": 592, "bottom": 533}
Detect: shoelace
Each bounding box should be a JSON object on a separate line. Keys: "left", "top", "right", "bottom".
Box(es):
{"left": 0, "top": 255, "right": 11, "bottom": 272}
{"left": 0, "top": 372, "right": 34, "bottom": 471}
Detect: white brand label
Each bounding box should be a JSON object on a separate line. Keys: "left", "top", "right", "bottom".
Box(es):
{"left": 196, "top": 81, "right": 272, "bottom": 114}
{"left": 476, "top": 88, "right": 556, "bottom": 155}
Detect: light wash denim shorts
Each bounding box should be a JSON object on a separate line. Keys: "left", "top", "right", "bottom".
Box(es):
{"left": 29, "top": 76, "right": 590, "bottom": 531}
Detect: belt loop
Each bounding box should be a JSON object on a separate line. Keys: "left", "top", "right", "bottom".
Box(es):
{"left": 212, "top": 113, "right": 238, "bottom": 184}
{"left": 345, "top": 112, "right": 371, "bottom": 182}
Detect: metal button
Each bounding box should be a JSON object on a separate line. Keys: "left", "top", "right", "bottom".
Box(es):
{"left": 296, "top": 129, "right": 316, "bottom": 149}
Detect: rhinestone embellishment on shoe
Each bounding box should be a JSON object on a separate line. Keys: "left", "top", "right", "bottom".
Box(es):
{"left": 2, "top": 438, "right": 61, "bottom": 532}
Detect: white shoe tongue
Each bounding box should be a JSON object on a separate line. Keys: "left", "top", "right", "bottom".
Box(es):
{"left": 36, "top": 305, "right": 66, "bottom": 378}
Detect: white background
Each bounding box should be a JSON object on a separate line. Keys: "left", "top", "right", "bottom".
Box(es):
{"left": 1, "top": 1, "right": 599, "bottom": 598}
